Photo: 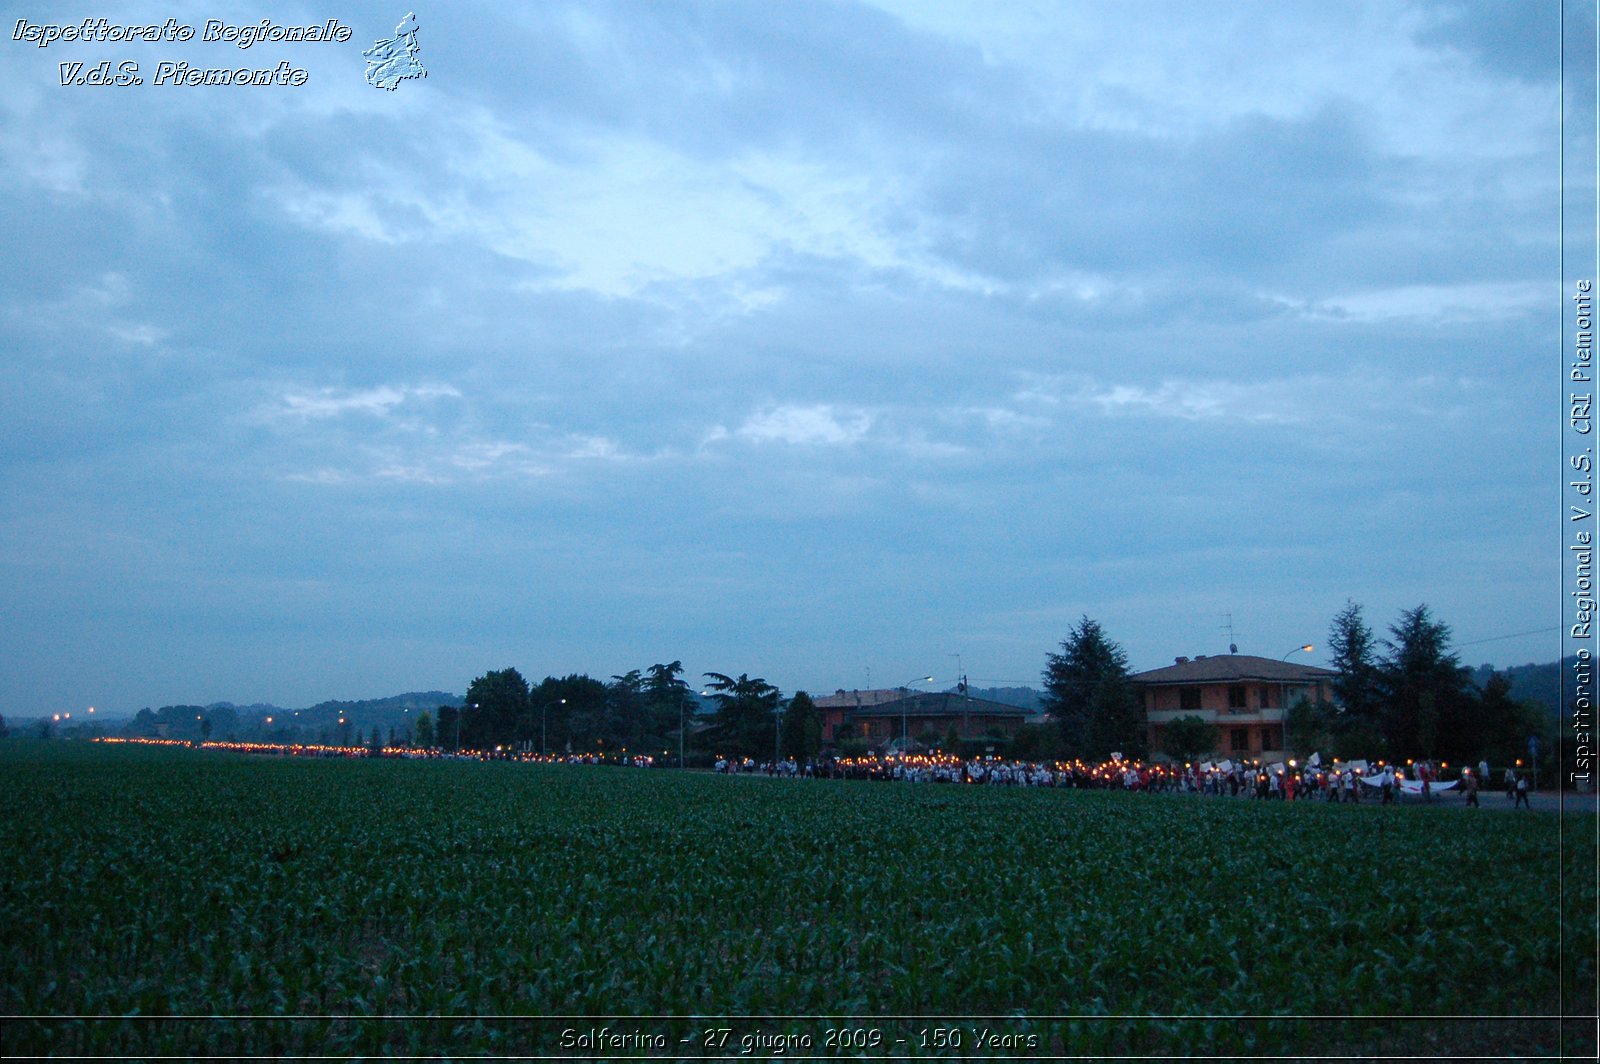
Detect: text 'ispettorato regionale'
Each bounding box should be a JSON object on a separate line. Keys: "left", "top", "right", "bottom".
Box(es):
{"left": 13, "top": 18, "right": 353, "bottom": 87}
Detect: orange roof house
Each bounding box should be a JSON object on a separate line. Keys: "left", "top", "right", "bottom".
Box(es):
{"left": 1128, "top": 654, "right": 1337, "bottom": 763}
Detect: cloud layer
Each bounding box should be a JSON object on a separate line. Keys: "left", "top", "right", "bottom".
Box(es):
{"left": 0, "top": 0, "right": 1571, "bottom": 713}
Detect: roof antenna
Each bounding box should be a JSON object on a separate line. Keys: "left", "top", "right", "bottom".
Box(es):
{"left": 1222, "top": 612, "right": 1238, "bottom": 654}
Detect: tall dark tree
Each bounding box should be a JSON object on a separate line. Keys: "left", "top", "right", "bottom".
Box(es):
{"left": 1084, "top": 671, "right": 1145, "bottom": 761}
{"left": 1327, "top": 600, "right": 1384, "bottom": 751}
{"left": 1459, "top": 668, "right": 1542, "bottom": 768}
{"left": 1042, "top": 617, "right": 1139, "bottom": 759}
{"left": 1471, "top": 671, "right": 1543, "bottom": 767}
{"left": 645, "top": 661, "right": 693, "bottom": 759}
{"left": 608, "top": 670, "right": 647, "bottom": 752}
{"left": 1284, "top": 697, "right": 1335, "bottom": 758}
{"left": 1378, "top": 605, "right": 1475, "bottom": 762}
{"left": 702, "top": 672, "right": 783, "bottom": 759}
{"left": 781, "top": 691, "right": 822, "bottom": 762}
{"left": 435, "top": 704, "right": 459, "bottom": 750}
{"left": 464, "top": 668, "right": 530, "bottom": 749}
{"left": 530, "top": 674, "right": 608, "bottom": 753}
{"left": 414, "top": 709, "right": 434, "bottom": 748}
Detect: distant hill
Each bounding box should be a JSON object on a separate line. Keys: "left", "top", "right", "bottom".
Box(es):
{"left": 297, "top": 690, "right": 463, "bottom": 720}
{"left": 108, "top": 691, "right": 465, "bottom": 743}
{"left": 966, "top": 686, "right": 1043, "bottom": 712}
{"left": 1468, "top": 659, "right": 1570, "bottom": 718}
{"left": 273, "top": 691, "right": 464, "bottom": 740}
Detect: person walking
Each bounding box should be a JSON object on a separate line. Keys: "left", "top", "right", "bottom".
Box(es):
{"left": 1515, "top": 773, "right": 1531, "bottom": 809}
{"left": 1464, "top": 770, "right": 1479, "bottom": 808}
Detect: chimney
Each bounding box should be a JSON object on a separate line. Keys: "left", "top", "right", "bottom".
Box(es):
{"left": 1196, "top": 654, "right": 1208, "bottom": 660}
{"left": 1175, "top": 656, "right": 1190, "bottom": 665}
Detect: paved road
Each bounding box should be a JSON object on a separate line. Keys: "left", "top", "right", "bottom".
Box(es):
{"left": 1176, "top": 787, "right": 1597, "bottom": 812}
{"left": 1386, "top": 788, "right": 1596, "bottom": 813}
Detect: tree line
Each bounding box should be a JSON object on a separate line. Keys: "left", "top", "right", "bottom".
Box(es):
{"left": 1034, "top": 605, "right": 1552, "bottom": 773}
{"left": 434, "top": 662, "right": 824, "bottom": 765}
{"left": 1296, "top": 602, "right": 1547, "bottom": 767}
{"left": 31, "top": 602, "right": 1552, "bottom": 777}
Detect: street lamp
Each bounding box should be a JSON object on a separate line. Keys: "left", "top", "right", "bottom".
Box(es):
{"left": 1280, "top": 645, "right": 1313, "bottom": 747}
{"left": 900, "top": 676, "right": 935, "bottom": 756}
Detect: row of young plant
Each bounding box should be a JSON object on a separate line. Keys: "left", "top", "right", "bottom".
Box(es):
{"left": 2, "top": 742, "right": 1589, "bottom": 1058}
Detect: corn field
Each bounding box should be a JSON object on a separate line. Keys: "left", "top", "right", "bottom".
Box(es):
{"left": 1, "top": 741, "right": 1591, "bottom": 1058}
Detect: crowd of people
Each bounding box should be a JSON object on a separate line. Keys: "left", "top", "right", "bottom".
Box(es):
{"left": 99, "top": 736, "right": 1538, "bottom": 807}
{"left": 712, "top": 751, "right": 1536, "bottom": 806}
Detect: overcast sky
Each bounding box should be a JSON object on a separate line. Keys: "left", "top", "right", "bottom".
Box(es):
{"left": 1, "top": 1, "right": 1586, "bottom": 715}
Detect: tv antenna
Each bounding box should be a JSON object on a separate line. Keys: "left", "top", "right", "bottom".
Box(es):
{"left": 1222, "top": 613, "right": 1239, "bottom": 654}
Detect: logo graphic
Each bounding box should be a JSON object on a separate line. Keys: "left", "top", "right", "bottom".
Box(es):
{"left": 364, "top": 12, "right": 425, "bottom": 90}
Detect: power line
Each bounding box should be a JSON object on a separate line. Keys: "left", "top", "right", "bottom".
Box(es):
{"left": 1456, "top": 627, "right": 1562, "bottom": 647}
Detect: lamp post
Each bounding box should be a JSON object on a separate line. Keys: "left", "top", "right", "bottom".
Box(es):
{"left": 1275, "top": 647, "right": 1313, "bottom": 755}
{"left": 900, "top": 676, "right": 935, "bottom": 756}
{"left": 543, "top": 698, "right": 564, "bottom": 758}
{"left": 950, "top": 653, "right": 969, "bottom": 738}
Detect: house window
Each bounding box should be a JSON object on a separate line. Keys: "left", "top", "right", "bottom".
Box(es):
{"left": 1231, "top": 728, "right": 1249, "bottom": 753}
{"left": 1260, "top": 726, "right": 1280, "bottom": 750}
{"left": 1259, "top": 686, "right": 1275, "bottom": 709}
{"left": 1228, "top": 685, "right": 1247, "bottom": 709}
{"left": 1179, "top": 687, "right": 1202, "bottom": 710}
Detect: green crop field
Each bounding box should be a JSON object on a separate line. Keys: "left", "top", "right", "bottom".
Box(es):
{"left": 1, "top": 741, "right": 1593, "bottom": 1059}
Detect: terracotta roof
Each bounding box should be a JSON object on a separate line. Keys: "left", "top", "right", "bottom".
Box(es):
{"left": 1129, "top": 654, "right": 1337, "bottom": 685}
{"left": 814, "top": 688, "right": 917, "bottom": 709}
{"left": 842, "top": 692, "right": 1027, "bottom": 719}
